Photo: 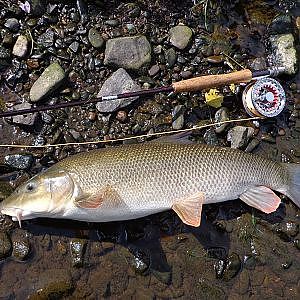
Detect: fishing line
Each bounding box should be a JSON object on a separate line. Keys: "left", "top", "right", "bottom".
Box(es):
{"left": 0, "top": 116, "right": 263, "bottom": 148}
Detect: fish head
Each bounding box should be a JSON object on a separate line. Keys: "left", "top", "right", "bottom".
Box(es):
{"left": 0, "top": 167, "right": 74, "bottom": 226}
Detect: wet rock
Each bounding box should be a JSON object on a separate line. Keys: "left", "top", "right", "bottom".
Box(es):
{"left": 294, "top": 239, "right": 300, "bottom": 250}
{"left": 214, "top": 107, "right": 229, "bottom": 133}
{"left": 206, "top": 55, "right": 224, "bottom": 64}
{"left": 0, "top": 232, "right": 12, "bottom": 259}
{"left": 116, "top": 110, "right": 127, "bottom": 122}
{"left": 227, "top": 126, "right": 254, "bottom": 149}
{"left": 152, "top": 269, "right": 172, "bottom": 285}
{"left": 197, "top": 280, "right": 225, "bottom": 299}
{"left": 169, "top": 25, "right": 192, "bottom": 50}
{"left": 31, "top": 0, "right": 47, "bottom": 16}
{"left": 0, "top": 181, "right": 14, "bottom": 200}
{"left": 222, "top": 253, "right": 241, "bottom": 281}
{"left": 37, "top": 29, "right": 54, "bottom": 48}
{"left": 69, "top": 41, "right": 79, "bottom": 53}
{"left": 104, "top": 35, "right": 151, "bottom": 70}
{"left": 4, "top": 153, "right": 34, "bottom": 170}
{"left": 268, "top": 34, "right": 297, "bottom": 75}
{"left": 250, "top": 57, "right": 267, "bottom": 71}
{"left": 10, "top": 102, "right": 38, "bottom": 126}
{"left": 261, "top": 133, "right": 276, "bottom": 143}
{"left": 76, "top": 0, "right": 89, "bottom": 23}
{"left": 215, "top": 253, "right": 241, "bottom": 281}
{"left": 204, "top": 128, "right": 219, "bottom": 146}
{"left": 128, "top": 248, "right": 150, "bottom": 275}
{"left": 269, "top": 15, "right": 293, "bottom": 34}
{"left": 12, "top": 35, "right": 29, "bottom": 58}
{"left": 30, "top": 62, "right": 66, "bottom": 102}
{"left": 96, "top": 68, "right": 140, "bottom": 113}
{"left": 88, "top": 28, "right": 104, "bottom": 48}
{"left": 165, "top": 48, "right": 177, "bottom": 67}
{"left": 273, "top": 221, "right": 299, "bottom": 242}
{"left": 69, "top": 238, "right": 87, "bottom": 267}
{"left": 11, "top": 233, "right": 31, "bottom": 261}
{"left": 148, "top": 64, "right": 160, "bottom": 77}
{"left": 172, "top": 105, "right": 184, "bottom": 130}
{"left": 4, "top": 18, "right": 20, "bottom": 32}
{"left": 105, "top": 19, "right": 119, "bottom": 27}
{"left": 29, "top": 269, "right": 73, "bottom": 299}
{"left": 0, "top": 45, "right": 11, "bottom": 59}
{"left": 245, "top": 138, "right": 260, "bottom": 152}
{"left": 180, "top": 70, "right": 192, "bottom": 79}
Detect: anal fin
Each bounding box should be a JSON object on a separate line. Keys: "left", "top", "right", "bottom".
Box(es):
{"left": 240, "top": 186, "right": 281, "bottom": 213}
{"left": 172, "top": 192, "right": 204, "bottom": 227}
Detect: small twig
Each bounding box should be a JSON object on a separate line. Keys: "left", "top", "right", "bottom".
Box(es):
{"left": 221, "top": 52, "right": 245, "bottom": 70}
{"left": 0, "top": 116, "right": 263, "bottom": 148}
{"left": 204, "top": 0, "right": 209, "bottom": 31}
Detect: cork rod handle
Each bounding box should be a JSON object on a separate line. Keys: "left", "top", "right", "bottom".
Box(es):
{"left": 172, "top": 69, "right": 253, "bottom": 93}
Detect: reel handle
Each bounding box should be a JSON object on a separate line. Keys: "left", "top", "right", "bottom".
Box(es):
{"left": 172, "top": 69, "right": 253, "bottom": 93}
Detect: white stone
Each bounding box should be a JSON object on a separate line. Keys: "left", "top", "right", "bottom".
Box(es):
{"left": 12, "top": 35, "right": 29, "bottom": 58}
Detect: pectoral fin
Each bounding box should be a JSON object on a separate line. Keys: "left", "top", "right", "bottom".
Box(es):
{"left": 240, "top": 186, "right": 281, "bottom": 213}
{"left": 74, "top": 192, "right": 103, "bottom": 209}
{"left": 172, "top": 192, "right": 204, "bottom": 227}
{"left": 74, "top": 185, "right": 122, "bottom": 209}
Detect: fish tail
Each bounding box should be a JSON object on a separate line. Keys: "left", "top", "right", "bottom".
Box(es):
{"left": 284, "top": 163, "right": 300, "bottom": 208}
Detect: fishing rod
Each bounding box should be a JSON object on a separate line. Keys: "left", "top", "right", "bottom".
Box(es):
{"left": 0, "top": 67, "right": 285, "bottom": 119}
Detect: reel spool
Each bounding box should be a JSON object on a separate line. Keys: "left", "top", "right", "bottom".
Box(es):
{"left": 242, "top": 78, "right": 286, "bottom": 117}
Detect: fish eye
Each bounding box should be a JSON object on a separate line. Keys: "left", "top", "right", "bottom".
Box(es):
{"left": 25, "top": 182, "right": 36, "bottom": 192}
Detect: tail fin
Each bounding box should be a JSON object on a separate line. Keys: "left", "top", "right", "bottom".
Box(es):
{"left": 285, "top": 163, "right": 300, "bottom": 208}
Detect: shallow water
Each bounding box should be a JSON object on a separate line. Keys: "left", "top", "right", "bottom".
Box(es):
{"left": 0, "top": 0, "right": 300, "bottom": 299}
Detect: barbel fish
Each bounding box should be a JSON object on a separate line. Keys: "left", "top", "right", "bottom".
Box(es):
{"left": 0, "top": 140, "right": 299, "bottom": 227}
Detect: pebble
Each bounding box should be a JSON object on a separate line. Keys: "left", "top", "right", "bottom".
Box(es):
{"left": 222, "top": 253, "right": 241, "bottom": 281}
{"left": 245, "top": 138, "right": 261, "bottom": 152}
{"left": 105, "top": 19, "right": 119, "bottom": 27}
{"left": 268, "top": 34, "right": 297, "bottom": 75}
{"left": 227, "top": 126, "right": 254, "bottom": 149}
{"left": 172, "top": 105, "right": 185, "bottom": 130}
{"left": 4, "top": 153, "right": 34, "bottom": 170}
{"left": 12, "top": 35, "right": 29, "bottom": 58}
{"left": 215, "top": 253, "right": 241, "bottom": 281}
{"left": 261, "top": 133, "right": 276, "bottom": 143}
{"left": 4, "top": 18, "right": 20, "bottom": 32}
{"left": 0, "top": 232, "right": 12, "bottom": 259}
{"left": 269, "top": 15, "right": 293, "bottom": 34}
{"left": 0, "top": 45, "right": 11, "bottom": 59}
{"left": 116, "top": 110, "right": 127, "bottom": 122}
{"left": 11, "top": 102, "right": 38, "bottom": 126}
{"left": 69, "top": 238, "right": 87, "bottom": 267}
{"left": 148, "top": 64, "right": 160, "bottom": 76}
{"left": 104, "top": 35, "right": 151, "bottom": 70}
{"left": 169, "top": 25, "right": 192, "bottom": 50}
{"left": 37, "top": 29, "right": 55, "bottom": 48}
{"left": 96, "top": 68, "right": 140, "bottom": 113}
{"left": 11, "top": 237, "right": 31, "bottom": 261}
{"left": 69, "top": 41, "right": 80, "bottom": 53}
{"left": 214, "top": 107, "right": 229, "bottom": 133}
{"left": 0, "top": 181, "right": 14, "bottom": 200}
{"left": 273, "top": 221, "right": 299, "bottom": 242}
{"left": 29, "top": 269, "right": 73, "bottom": 299}
{"left": 165, "top": 48, "right": 177, "bottom": 67}
{"left": 206, "top": 55, "right": 224, "bottom": 64}
{"left": 204, "top": 128, "right": 219, "bottom": 146}
{"left": 30, "top": 62, "right": 66, "bottom": 102}
{"left": 88, "top": 28, "right": 104, "bottom": 48}
{"left": 180, "top": 70, "right": 192, "bottom": 79}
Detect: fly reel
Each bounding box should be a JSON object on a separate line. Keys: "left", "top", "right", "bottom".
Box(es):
{"left": 242, "top": 78, "right": 286, "bottom": 117}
